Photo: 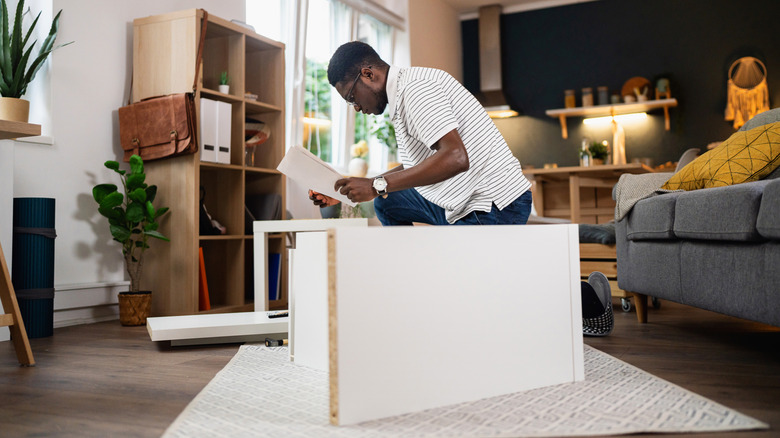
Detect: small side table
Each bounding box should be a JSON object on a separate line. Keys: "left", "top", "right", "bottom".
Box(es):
{"left": 0, "top": 119, "right": 41, "bottom": 366}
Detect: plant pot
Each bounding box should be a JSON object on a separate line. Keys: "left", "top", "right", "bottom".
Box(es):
{"left": 118, "top": 291, "right": 152, "bottom": 326}
{"left": 591, "top": 158, "right": 605, "bottom": 166}
{"left": 348, "top": 157, "right": 368, "bottom": 177}
{"left": 0, "top": 97, "right": 30, "bottom": 122}
{"left": 218, "top": 84, "right": 230, "bottom": 94}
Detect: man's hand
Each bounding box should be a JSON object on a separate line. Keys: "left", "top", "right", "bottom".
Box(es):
{"left": 308, "top": 190, "right": 340, "bottom": 208}
{"left": 335, "top": 177, "right": 376, "bottom": 203}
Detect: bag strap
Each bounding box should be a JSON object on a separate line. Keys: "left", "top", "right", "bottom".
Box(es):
{"left": 193, "top": 9, "right": 209, "bottom": 92}
{"left": 126, "top": 9, "right": 209, "bottom": 104}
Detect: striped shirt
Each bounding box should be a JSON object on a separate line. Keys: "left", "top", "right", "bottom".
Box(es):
{"left": 387, "top": 66, "right": 531, "bottom": 223}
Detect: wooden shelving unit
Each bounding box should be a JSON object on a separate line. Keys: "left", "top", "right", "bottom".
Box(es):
{"left": 546, "top": 98, "right": 678, "bottom": 139}
{"left": 131, "top": 9, "right": 287, "bottom": 316}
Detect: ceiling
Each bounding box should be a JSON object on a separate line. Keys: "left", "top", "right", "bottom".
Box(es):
{"left": 440, "top": 0, "right": 596, "bottom": 16}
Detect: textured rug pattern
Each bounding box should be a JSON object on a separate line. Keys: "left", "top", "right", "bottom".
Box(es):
{"left": 163, "top": 345, "right": 767, "bottom": 437}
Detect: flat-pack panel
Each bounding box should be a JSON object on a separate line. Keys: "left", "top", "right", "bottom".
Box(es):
{"left": 328, "top": 225, "right": 583, "bottom": 425}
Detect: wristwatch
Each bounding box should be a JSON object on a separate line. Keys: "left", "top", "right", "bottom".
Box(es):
{"left": 373, "top": 176, "right": 388, "bottom": 198}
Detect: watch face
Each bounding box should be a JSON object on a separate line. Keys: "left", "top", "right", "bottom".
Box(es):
{"left": 374, "top": 177, "right": 387, "bottom": 191}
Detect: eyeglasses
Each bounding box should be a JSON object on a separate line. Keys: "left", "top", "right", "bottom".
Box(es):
{"left": 344, "top": 71, "right": 361, "bottom": 107}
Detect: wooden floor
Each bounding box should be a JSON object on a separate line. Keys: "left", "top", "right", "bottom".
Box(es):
{"left": 1, "top": 300, "right": 778, "bottom": 438}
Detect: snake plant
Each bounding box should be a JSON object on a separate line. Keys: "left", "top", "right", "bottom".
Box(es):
{"left": 0, "top": 0, "right": 72, "bottom": 98}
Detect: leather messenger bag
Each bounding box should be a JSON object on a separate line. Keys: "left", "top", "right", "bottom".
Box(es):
{"left": 118, "top": 10, "right": 208, "bottom": 162}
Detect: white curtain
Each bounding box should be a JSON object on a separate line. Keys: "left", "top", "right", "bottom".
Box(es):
{"left": 283, "top": 0, "right": 322, "bottom": 220}
{"left": 329, "top": 1, "right": 356, "bottom": 169}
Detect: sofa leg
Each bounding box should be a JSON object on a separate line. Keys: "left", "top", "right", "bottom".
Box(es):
{"left": 631, "top": 292, "right": 648, "bottom": 323}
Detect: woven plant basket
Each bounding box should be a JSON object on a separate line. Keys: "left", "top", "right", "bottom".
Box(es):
{"left": 118, "top": 291, "right": 152, "bottom": 326}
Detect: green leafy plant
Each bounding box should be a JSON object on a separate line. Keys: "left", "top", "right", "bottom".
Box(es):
{"left": 93, "top": 155, "right": 170, "bottom": 292}
{"left": 0, "top": 0, "right": 73, "bottom": 98}
{"left": 219, "top": 71, "right": 229, "bottom": 86}
{"left": 589, "top": 141, "right": 609, "bottom": 161}
{"left": 371, "top": 112, "right": 397, "bottom": 155}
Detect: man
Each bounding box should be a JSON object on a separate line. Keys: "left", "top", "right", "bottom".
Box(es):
{"left": 308, "top": 41, "right": 533, "bottom": 226}
{"left": 308, "top": 41, "right": 614, "bottom": 336}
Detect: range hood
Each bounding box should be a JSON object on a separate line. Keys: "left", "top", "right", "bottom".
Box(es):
{"left": 477, "top": 5, "right": 520, "bottom": 118}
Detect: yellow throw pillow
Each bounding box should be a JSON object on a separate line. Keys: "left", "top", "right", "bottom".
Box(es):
{"left": 662, "top": 121, "right": 780, "bottom": 190}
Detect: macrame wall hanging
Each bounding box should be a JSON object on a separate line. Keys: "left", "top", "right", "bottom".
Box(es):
{"left": 724, "top": 56, "right": 770, "bottom": 129}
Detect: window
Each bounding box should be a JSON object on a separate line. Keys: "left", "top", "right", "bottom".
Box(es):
{"left": 353, "top": 13, "right": 394, "bottom": 171}
{"left": 247, "top": 0, "right": 400, "bottom": 173}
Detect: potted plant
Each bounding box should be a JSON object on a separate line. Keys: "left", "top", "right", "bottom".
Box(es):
{"left": 0, "top": 0, "right": 72, "bottom": 122}
{"left": 589, "top": 140, "right": 609, "bottom": 165}
{"left": 219, "top": 71, "right": 230, "bottom": 94}
{"left": 92, "top": 155, "right": 170, "bottom": 325}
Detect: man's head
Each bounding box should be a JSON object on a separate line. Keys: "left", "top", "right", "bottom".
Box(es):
{"left": 327, "top": 41, "right": 390, "bottom": 115}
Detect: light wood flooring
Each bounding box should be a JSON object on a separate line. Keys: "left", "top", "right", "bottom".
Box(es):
{"left": 1, "top": 300, "right": 779, "bottom": 437}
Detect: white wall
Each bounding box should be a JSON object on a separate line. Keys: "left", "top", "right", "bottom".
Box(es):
{"left": 7, "top": 0, "right": 245, "bottom": 328}
{"left": 408, "top": 0, "right": 461, "bottom": 82}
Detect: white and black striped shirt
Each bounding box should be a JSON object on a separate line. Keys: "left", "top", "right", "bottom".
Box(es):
{"left": 387, "top": 66, "right": 531, "bottom": 223}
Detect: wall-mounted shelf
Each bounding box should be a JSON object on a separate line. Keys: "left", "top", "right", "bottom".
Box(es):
{"left": 0, "top": 120, "right": 41, "bottom": 140}
{"left": 546, "top": 98, "right": 678, "bottom": 139}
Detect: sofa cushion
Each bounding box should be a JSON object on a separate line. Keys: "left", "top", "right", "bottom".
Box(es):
{"left": 673, "top": 180, "right": 773, "bottom": 241}
{"left": 625, "top": 192, "right": 682, "bottom": 240}
{"left": 662, "top": 121, "right": 780, "bottom": 191}
{"left": 739, "top": 107, "right": 780, "bottom": 131}
{"left": 757, "top": 178, "right": 780, "bottom": 239}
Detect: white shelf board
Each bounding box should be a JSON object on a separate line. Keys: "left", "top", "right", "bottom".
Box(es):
{"left": 146, "top": 311, "right": 288, "bottom": 343}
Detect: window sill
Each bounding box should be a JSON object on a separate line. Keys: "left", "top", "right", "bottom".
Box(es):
{"left": 15, "top": 135, "right": 54, "bottom": 145}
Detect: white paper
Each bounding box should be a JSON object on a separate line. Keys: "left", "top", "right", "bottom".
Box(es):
{"left": 277, "top": 145, "right": 356, "bottom": 206}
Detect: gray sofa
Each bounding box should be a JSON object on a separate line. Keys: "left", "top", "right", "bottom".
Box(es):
{"left": 615, "top": 110, "right": 780, "bottom": 326}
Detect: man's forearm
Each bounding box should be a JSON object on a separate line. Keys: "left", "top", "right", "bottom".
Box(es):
{"left": 382, "top": 129, "right": 468, "bottom": 193}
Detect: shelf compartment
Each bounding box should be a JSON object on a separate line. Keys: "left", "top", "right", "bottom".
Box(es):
{"left": 245, "top": 172, "right": 285, "bottom": 225}
{"left": 202, "top": 21, "right": 244, "bottom": 97}
{"left": 245, "top": 110, "right": 284, "bottom": 169}
{"left": 246, "top": 172, "right": 284, "bottom": 199}
{"left": 245, "top": 37, "right": 285, "bottom": 109}
{"left": 199, "top": 239, "right": 245, "bottom": 309}
{"left": 545, "top": 98, "right": 678, "bottom": 139}
{"left": 200, "top": 165, "right": 244, "bottom": 236}
{"left": 251, "top": 231, "right": 288, "bottom": 311}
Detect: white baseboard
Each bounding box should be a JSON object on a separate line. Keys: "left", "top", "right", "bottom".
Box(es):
{"left": 53, "top": 281, "right": 129, "bottom": 328}
{"left": 0, "top": 281, "right": 130, "bottom": 342}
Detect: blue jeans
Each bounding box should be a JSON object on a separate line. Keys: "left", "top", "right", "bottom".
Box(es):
{"left": 374, "top": 189, "right": 532, "bottom": 226}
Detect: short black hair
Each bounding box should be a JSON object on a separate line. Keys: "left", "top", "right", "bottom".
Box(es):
{"left": 327, "top": 41, "right": 388, "bottom": 87}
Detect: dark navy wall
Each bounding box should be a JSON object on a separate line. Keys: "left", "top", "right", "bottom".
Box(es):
{"left": 462, "top": 0, "right": 780, "bottom": 168}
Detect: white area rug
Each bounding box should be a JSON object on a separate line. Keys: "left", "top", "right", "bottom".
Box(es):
{"left": 163, "top": 345, "right": 768, "bottom": 437}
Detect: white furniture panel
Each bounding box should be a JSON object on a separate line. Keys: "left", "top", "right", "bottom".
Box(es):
{"left": 328, "top": 225, "right": 583, "bottom": 425}
{"left": 289, "top": 231, "right": 329, "bottom": 370}
{"left": 146, "top": 311, "right": 288, "bottom": 346}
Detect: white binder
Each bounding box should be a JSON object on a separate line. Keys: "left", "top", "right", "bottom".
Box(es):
{"left": 199, "top": 98, "right": 218, "bottom": 162}
{"left": 217, "top": 101, "right": 232, "bottom": 164}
